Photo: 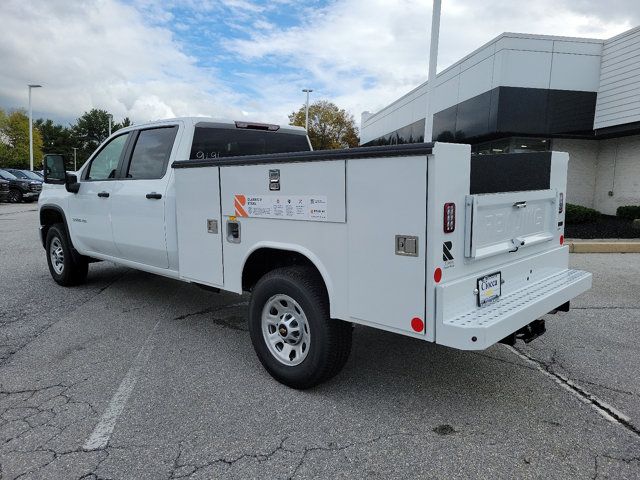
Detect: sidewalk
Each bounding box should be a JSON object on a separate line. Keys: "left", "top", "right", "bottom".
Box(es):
{"left": 567, "top": 238, "right": 640, "bottom": 253}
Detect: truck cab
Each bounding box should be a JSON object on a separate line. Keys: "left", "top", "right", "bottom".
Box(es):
{"left": 38, "top": 118, "right": 311, "bottom": 275}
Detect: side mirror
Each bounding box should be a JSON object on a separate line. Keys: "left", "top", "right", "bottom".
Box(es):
{"left": 44, "top": 154, "right": 80, "bottom": 194}
{"left": 66, "top": 174, "right": 80, "bottom": 194}
{"left": 44, "top": 154, "right": 66, "bottom": 184}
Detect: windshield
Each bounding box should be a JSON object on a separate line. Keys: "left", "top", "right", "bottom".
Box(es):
{"left": 8, "top": 170, "right": 29, "bottom": 179}
{"left": 20, "top": 170, "right": 43, "bottom": 181}
{"left": 0, "top": 170, "right": 17, "bottom": 180}
{"left": 190, "top": 127, "right": 311, "bottom": 160}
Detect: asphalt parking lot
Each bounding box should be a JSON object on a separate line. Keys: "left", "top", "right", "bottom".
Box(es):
{"left": 1, "top": 203, "right": 639, "bottom": 479}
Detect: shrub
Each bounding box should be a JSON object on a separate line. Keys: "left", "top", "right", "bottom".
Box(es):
{"left": 565, "top": 204, "right": 599, "bottom": 224}
{"left": 616, "top": 205, "right": 640, "bottom": 220}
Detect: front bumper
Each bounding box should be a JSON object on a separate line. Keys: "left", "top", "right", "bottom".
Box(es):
{"left": 23, "top": 191, "right": 40, "bottom": 199}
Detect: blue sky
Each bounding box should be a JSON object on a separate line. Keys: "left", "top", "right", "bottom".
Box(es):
{"left": 0, "top": 0, "right": 637, "bottom": 128}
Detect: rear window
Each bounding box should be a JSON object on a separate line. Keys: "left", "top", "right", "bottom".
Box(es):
{"left": 190, "top": 127, "right": 310, "bottom": 160}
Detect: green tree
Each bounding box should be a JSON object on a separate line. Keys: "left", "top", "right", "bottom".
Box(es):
{"left": 34, "top": 118, "right": 75, "bottom": 165}
{"left": 70, "top": 108, "right": 112, "bottom": 163}
{"left": 115, "top": 117, "right": 132, "bottom": 130}
{"left": 0, "top": 109, "right": 44, "bottom": 169}
{"left": 70, "top": 110, "right": 133, "bottom": 164}
{"left": 289, "top": 100, "right": 359, "bottom": 150}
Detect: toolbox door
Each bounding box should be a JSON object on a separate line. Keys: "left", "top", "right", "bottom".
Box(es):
{"left": 347, "top": 155, "right": 427, "bottom": 335}
{"left": 174, "top": 167, "right": 224, "bottom": 287}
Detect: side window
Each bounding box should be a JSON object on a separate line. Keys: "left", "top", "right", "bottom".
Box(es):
{"left": 86, "top": 133, "right": 130, "bottom": 180}
{"left": 126, "top": 127, "right": 178, "bottom": 180}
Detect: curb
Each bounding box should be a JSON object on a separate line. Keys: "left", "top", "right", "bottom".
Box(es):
{"left": 568, "top": 241, "right": 640, "bottom": 253}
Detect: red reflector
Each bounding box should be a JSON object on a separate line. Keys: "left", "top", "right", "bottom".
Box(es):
{"left": 411, "top": 317, "right": 424, "bottom": 332}
{"left": 443, "top": 203, "right": 455, "bottom": 233}
{"left": 434, "top": 267, "right": 442, "bottom": 283}
{"left": 560, "top": 235, "right": 564, "bottom": 245}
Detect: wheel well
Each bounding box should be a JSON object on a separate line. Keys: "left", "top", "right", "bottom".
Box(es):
{"left": 242, "top": 248, "right": 326, "bottom": 294}
{"left": 39, "top": 208, "right": 65, "bottom": 247}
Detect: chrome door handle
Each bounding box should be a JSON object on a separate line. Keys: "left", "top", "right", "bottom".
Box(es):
{"left": 97, "top": 191, "right": 110, "bottom": 198}
{"left": 513, "top": 201, "right": 527, "bottom": 209}
{"left": 146, "top": 192, "right": 162, "bottom": 199}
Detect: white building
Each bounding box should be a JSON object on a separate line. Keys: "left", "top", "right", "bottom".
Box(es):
{"left": 360, "top": 27, "right": 640, "bottom": 215}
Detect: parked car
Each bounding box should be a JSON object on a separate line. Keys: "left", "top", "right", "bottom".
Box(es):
{"left": 0, "top": 169, "right": 42, "bottom": 203}
{"left": 0, "top": 177, "right": 9, "bottom": 202}
{"left": 6, "top": 168, "right": 44, "bottom": 183}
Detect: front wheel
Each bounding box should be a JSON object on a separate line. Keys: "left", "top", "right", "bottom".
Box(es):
{"left": 248, "top": 266, "right": 352, "bottom": 389}
{"left": 8, "top": 189, "right": 22, "bottom": 203}
{"left": 45, "top": 224, "right": 89, "bottom": 286}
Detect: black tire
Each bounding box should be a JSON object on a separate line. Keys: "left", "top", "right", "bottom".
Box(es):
{"left": 8, "top": 189, "right": 22, "bottom": 203}
{"left": 45, "top": 224, "right": 89, "bottom": 286}
{"left": 248, "top": 266, "right": 352, "bottom": 389}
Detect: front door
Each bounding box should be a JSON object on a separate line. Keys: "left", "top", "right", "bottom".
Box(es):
{"left": 68, "top": 132, "right": 131, "bottom": 257}
{"left": 110, "top": 126, "right": 179, "bottom": 269}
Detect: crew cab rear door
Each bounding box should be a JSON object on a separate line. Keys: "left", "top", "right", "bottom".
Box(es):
{"left": 110, "top": 125, "right": 180, "bottom": 268}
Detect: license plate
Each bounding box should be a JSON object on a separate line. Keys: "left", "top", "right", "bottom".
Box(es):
{"left": 478, "top": 272, "right": 501, "bottom": 307}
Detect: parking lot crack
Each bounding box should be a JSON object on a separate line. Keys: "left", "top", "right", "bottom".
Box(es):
{"left": 602, "top": 453, "right": 640, "bottom": 464}
{"left": 287, "top": 431, "right": 435, "bottom": 479}
{"left": 172, "top": 302, "right": 249, "bottom": 331}
{"left": 0, "top": 271, "right": 129, "bottom": 368}
{"left": 507, "top": 346, "right": 640, "bottom": 439}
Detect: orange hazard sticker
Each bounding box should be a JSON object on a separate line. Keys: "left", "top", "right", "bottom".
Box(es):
{"left": 234, "top": 194, "right": 248, "bottom": 217}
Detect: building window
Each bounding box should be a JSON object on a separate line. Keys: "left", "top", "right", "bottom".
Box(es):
{"left": 472, "top": 137, "right": 550, "bottom": 155}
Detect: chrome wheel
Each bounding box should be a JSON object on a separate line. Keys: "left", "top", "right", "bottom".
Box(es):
{"left": 50, "top": 237, "right": 65, "bottom": 275}
{"left": 262, "top": 294, "right": 311, "bottom": 366}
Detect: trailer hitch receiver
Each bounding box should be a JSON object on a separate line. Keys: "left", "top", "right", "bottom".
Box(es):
{"left": 499, "top": 319, "right": 546, "bottom": 346}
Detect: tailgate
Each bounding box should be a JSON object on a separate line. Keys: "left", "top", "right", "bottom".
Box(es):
{"left": 464, "top": 189, "right": 558, "bottom": 260}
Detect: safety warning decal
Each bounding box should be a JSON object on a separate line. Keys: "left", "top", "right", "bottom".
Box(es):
{"left": 234, "top": 194, "right": 327, "bottom": 221}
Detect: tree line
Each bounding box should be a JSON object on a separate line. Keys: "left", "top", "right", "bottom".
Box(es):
{"left": 0, "top": 108, "right": 130, "bottom": 170}
{"left": 0, "top": 100, "right": 359, "bottom": 171}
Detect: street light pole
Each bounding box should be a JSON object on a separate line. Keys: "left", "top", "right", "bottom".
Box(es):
{"left": 423, "top": 0, "right": 441, "bottom": 143}
{"left": 108, "top": 114, "right": 113, "bottom": 137}
{"left": 28, "top": 84, "right": 42, "bottom": 171}
{"left": 72, "top": 147, "right": 78, "bottom": 171}
{"left": 302, "top": 89, "right": 313, "bottom": 132}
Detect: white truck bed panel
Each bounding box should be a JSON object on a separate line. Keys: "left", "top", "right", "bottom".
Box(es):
{"left": 220, "top": 161, "right": 346, "bottom": 223}
{"left": 346, "top": 156, "right": 427, "bottom": 334}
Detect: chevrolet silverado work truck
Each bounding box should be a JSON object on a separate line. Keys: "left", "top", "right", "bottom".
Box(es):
{"left": 39, "top": 117, "right": 592, "bottom": 388}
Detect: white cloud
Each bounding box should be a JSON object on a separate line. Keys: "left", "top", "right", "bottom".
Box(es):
{"left": 225, "top": 0, "right": 636, "bottom": 125}
{"left": 0, "top": 0, "right": 243, "bottom": 124}
{"left": 0, "top": 0, "right": 638, "bottom": 129}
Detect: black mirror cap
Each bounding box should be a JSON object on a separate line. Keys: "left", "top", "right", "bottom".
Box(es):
{"left": 65, "top": 174, "right": 80, "bottom": 194}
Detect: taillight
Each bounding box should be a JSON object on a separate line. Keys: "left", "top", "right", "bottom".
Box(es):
{"left": 443, "top": 203, "right": 455, "bottom": 233}
{"left": 559, "top": 193, "right": 564, "bottom": 214}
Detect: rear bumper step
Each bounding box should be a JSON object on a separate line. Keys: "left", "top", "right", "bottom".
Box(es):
{"left": 436, "top": 269, "right": 592, "bottom": 350}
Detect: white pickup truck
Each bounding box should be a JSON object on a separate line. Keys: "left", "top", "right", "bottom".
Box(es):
{"left": 40, "top": 117, "right": 592, "bottom": 388}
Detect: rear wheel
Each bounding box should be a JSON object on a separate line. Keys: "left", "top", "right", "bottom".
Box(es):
{"left": 45, "top": 224, "right": 88, "bottom": 286}
{"left": 8, "top": 189, "right": 22, "bottom": 203}
{"left": 248, "top": 266, "right": 352, "bottom": 389}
